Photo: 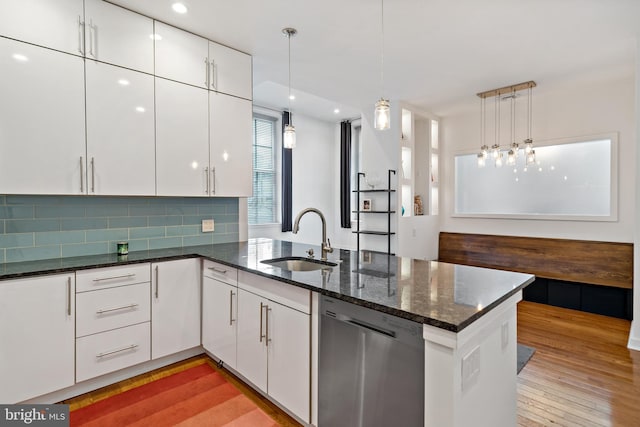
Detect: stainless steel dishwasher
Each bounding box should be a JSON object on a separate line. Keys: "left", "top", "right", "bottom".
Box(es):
{"left": 319, "top": 296, "right": 425, "bottom": 427}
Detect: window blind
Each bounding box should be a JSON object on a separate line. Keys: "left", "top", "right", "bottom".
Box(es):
{"left": 248, "top": 116, "right": 277, "bottom": 224}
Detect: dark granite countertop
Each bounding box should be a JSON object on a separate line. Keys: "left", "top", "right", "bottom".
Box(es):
{"left": 0, "top": 238, "right": 534, "bottom": 332}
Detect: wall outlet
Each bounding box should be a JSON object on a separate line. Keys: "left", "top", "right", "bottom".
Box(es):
{"left": 462, "top": 345, "right": 480, "bottom": 391}
{"left": 202, "top": 219, "right": 214, "bottom": 232}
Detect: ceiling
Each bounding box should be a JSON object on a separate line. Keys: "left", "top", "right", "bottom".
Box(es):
{"left": 110, "top": 0, "right": 640, "bottom": 121}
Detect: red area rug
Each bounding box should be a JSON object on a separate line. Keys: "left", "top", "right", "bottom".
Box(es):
{"left": 70, "top": 363, "right": 279, "bottom": 427}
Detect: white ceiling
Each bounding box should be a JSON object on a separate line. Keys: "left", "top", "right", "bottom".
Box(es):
{"left": 110, "top": 0, "right": 640, "bottom": 120}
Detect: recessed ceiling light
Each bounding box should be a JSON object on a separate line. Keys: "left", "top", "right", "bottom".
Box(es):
{"left": 118, "top": 79, "right": 130, "bottom": 86}
{"left": 334, "top": 108, "right": 340, "bottom": 114}
{"left": 289, "top": 94, "right": 295, "bottom": 100}
{"left": 149, "top": 33, "right": 162, "bottom": 41}
{"left": 12, "top": 53, "right": 28, "bottom": 62}
{"left": 172, "top": 2, "right": 188, "bottom": 14}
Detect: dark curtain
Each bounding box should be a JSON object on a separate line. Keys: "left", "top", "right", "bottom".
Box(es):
{"left": 340, "top": 121, "right": 352, "bottom": 228}
{"left": 281, "top": 111, "right": 293, "bottom": 232}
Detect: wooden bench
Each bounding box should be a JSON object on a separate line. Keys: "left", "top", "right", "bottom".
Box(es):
{"left": 438, "top": 232, "right": 633, "bottom": 288}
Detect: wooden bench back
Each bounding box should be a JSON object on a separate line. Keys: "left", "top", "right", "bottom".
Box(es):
{"left": 438, "top": 232, "right": 633, "bottom": 289}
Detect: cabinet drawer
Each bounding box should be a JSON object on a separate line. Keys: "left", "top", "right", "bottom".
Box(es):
{"left": 238, "top": 271, "right": 310, "bottom": 314}
{"left": 76, "top": 264, "right": 150, "bottom": 292}
{"left": 76, "top": 322, "right": 150, "bottom": 382}
{"left": 203, "top": 260, "right": 237, "bottom": 286}
{"left": 76, "top": 282, "right": 150, "bottom": 338}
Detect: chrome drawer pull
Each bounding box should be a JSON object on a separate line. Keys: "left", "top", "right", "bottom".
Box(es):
{"left": 96, "top": 303, "right": 139, "bottom": 315}
{"left": 92, "top": 273, "right": 136, "bottom": 282}
{"left": 259, "top": 302, "right": 265, "bottom": 342}
{"left": 96, "top": 344, "right": 138, "bottom": 358}
{"left": 67, "top": 277, "right": 72, "bottom": 316}
{"left": 208, "top": 266, "right": 228, "bottom": 274}
{"left": 229, "top": 290, "right": 235, "bottom": 325}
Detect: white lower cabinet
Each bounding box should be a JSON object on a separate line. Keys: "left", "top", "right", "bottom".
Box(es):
{"left": 236, "top": 272, "right": 311, "bottom": 422}
{"left": 203, "top": 276, "right": 238, "bottom": 369}
{"left": 151, "top": 259, "right": 201, "bottom": 360}
{"left": 0, "top": 274, "right": 75, "bottom": 403}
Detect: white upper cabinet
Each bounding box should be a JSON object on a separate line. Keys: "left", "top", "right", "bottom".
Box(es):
{"left": 210, "top": 92, "right": 253, "bottom": 197}
{"left": 0, "top": 0, "right": 84, "bottom": 56}
{"left": 85, "top": 61, "right": 155, "bottom": 195}
{"left": 0, "top": 38, "right": 86, "bottom": 195}
{"left": 84, "top": 0, "right": 154, "bottom": 73}
{"left": 154, "top": 21, "right": 209, "bottom": 89}
{"left": 155, "top": 78, "right": 209, "bottom": 196}
{"left": 208, "top": 41, "right": 252, "bottom": 100}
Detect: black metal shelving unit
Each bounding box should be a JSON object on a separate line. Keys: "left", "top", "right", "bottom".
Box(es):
{"left": 353, "top": 169, "right": 396, "bottom": 255}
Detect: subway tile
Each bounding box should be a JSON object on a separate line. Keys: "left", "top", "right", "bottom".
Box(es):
{"left": 35, "top": 231, "right": 85, "bottom": 246}
{"left": 0, "top": 233, "right": 34, "bottom": 248}
{"left": 0, "top": 195, "right": 5, "bottom": 205}
{"left": 166, "top": 225, "right": 200, "bottom": 237}
{"left": 62, "top": 242, "right": 109, "bottom": 258}
{"left": 197, "top": 204, "right": 226, "bottom": 215}
{"left": 213, "top": 233, "right": 238, "bottom": 244}
{"left": 61, "top": 218, "right": 108, "bottom": 231}
{"left": 5, "top": 195, "right": 61, "bottom": 205}
{"left": 0, "top": 221, "right": 4, "bottom": 234}
{"left": 6, "top": 245, "right": 60, "bottom": 263}
{"left": 166, "top": 205, "right": 198, "bottom": 215}
{"left": 212, "top": 214, "right": 239, "bottom": 224}
{"left": 129, "top": 205, "right": 167, "bottom": 216}
{"left": 225, "top": 200, "right": 239, "bottom": 214}
{"left": 129, "top": 226, "right": 166, "bottom": 239}
{"left": 35, "top": 205, "right": 85, "bottom": 219}
{"left": 183, "top": 234, "right": 214, "bottom": 246}
{"left": 149, "top": 237, "right": 183, "bottom": 250}
{"left": 183, "top": 215, "right": 214, "bottom": 225}
{"left": 86, "top": 205, "right": 128, "bottom": 217}
{"left": 6, "top": 219, "right": 60, "bottom": 233}
{"left": 0, "top": 206, "right": 34, "bottom": 219}
{"left": 86, "top": 228, "right": 128, "bottom": 243}
{"left": 224, "top": 223, "right": 239, "bottom": 233}
{"left": 0, "top": 249, "right": 4, "bottom": 263}
{"left": 108, "top": 217, "right": 147, "bottom": 229}
{"left": 148, "top": 215, "right": 182, "bottom": 227}
{"left": 128, "top": 239, "right": 149, "bottom": 252}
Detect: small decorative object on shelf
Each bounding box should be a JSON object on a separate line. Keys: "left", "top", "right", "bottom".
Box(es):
{"left": 353, "top": 169, "right": 396, "bottom": 255}
{"left": 362, "top": 199, "right": 372, "bottom": 211}
{"left": 414, "top": 195, "right": 424, "bottom": 215}
{"left": 365, "top": 172, "right": 381, "bottom": 189}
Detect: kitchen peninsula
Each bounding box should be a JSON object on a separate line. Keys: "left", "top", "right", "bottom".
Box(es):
{"left": 0, "top": 239, "right": 533, "bottom": 427}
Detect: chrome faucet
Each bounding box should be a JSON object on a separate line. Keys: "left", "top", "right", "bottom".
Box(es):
{"left": 292, "top": 208, "right": 334, "bottom": 261}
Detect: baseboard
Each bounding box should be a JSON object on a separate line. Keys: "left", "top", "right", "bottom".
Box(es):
{"left": 627, "top": 320, "right": 640, "bottom": 351}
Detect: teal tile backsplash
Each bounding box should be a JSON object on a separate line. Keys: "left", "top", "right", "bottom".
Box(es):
{"left": 0, "top": 196, "right": 239, "bottom": 264}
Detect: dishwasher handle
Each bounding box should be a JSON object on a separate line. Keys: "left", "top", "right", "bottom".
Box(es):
{"left": 335, "top": 314, "right": 396, "bottom": 338}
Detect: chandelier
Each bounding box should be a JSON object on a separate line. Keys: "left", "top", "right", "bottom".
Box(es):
{"left": 477, "top": 81, "right": 536, "bottom": 168}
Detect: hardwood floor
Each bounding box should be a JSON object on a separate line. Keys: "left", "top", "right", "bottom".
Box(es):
{"left": 517, "top": 301, "right": 640, "bottom": 426}
{"left": 64, "top": 302, "right": 640, "bottom": 426}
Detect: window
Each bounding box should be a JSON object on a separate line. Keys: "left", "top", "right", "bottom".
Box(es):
{"left": 248, "top": 114, "right": 277, "bottom": 224}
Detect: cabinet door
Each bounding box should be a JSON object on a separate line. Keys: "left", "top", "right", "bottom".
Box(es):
{"left": 268, "top": 302, "right": 311, "bottom": 422}
{"left": 236, "top": 289, "right": 268, "bottom": 392}
{"left": 209, "top": 92, "right": 253, "bottom": 197}
{"left": 0, "top": 0, "right": 84, "bottom": 55}
{"left": 85, "top": 61, "right": 155, "bottom": 195}
{"left": 208, "top": 41, "right": 252, "bottom": 100}
{"left": 154, "top": 21, "right": 209, "bottom": 89}
{"left": 0, "top": 38, "right": 86, "bottom": 195}
{"left": 155, "top": 78, "right": 209, "bottom": 196}
{"left": 151, "top": 259, "right": 201, "bottom": 360}
{"left": 202, "top": 277, "right": 237, "bottom": 369}
{"left": 0, "top": 274, "right": 75, "bottom": 403}
{"left": 84, "top": 0, "right": 154, "bottom": 73}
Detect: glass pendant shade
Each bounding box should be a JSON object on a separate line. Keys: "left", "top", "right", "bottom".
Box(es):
{"left": 506, "top": 149, "right": 516, "bottom": 165}
{"left": 374, "top": 98, "right": 390, "bottom": 130}
{"left": 495, "top": 153, "right": 504, "bottom": 168}
{"left": 526, "top": 149, "right": 536, "bottom": 165}
{"left": 480, "top": 145, "right": 489, "bottom": 159}
{"left": 524, "top": 138, "right": 533, "bottom": 154}
{"left": 477, "top": 153, "right": 486, "bottom": 167}
{"left": 491, "top": 144, "right": 500, "bottom": 159}
{"left": 283, "top": 124, "right": 296, "bottom": 149}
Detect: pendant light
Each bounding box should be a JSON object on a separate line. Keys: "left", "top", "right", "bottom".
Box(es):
{"left": 506, "top": 89, "right": 518, "bottom": 166}
{"left": 493, "top": 92, "right": 503, "bottom": 167}
{"left": 523, "top": 85, "right": 535, "bottom": 163}
{"left": 374, "top": 0, "right": 390, "bottom": 130}
{"left": 282, "top": 28, "right": 297, "bottom": 149}
{"left": 477, "top": 97, "right": 488, "bottom": 167}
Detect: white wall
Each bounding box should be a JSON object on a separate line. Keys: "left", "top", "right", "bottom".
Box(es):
{"left": 249, "top": 113, "right": 339, "bottom": 249}
{"left": 441, "top": 71, "right": 636, "bottom": 242}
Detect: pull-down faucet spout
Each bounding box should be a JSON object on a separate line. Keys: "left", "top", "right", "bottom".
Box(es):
{"left": 292, "top": 208, "right": 333, "bottom": 261}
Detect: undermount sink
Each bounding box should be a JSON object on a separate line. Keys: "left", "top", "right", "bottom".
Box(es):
{"left": 261, "top": 256, "right": 337, "bottom": 272}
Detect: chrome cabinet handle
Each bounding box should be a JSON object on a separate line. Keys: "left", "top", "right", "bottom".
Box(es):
{"left": 211, "top": 167, "right": 216, "bottom": 195}
{"left": 67, "top": 277, "right": 72, "bottom": 316}
{"left": 77, "top": 16, "right": 85, "bottom": 55}
{"left": 204, "top": 167, "right": 209, "bottom": 194}
{"left": 96, "top": 344, "right": 138, "bottom": 358}
{"left": 155, "top": 265, "right": 159, "bottom": 299}
{"left": 204, "top": 57, "right": 209, "bottom": 87}
{"left": 265, "top": 305, "right": 271, "bottom": 347}
{"left": 92, "top": 273, "right": 136, "bottom": 282}
{"left": 96, "top": 303, "right": 139, "bottom": 315}
{"left": 229, "top": 290, "right": 235, "bottom": 325}
{"left": 259, "top": 302, "right": 265, "bottom": 342}
{"left": 210, "top": 59, "right": 216, "bottom": 90}
{"left": 208, "top": 266, "right": 227, "bottom": 274}
{"left": 80, "top": 156, "right": 84, "bottom": 193}
{"left": 88, "top": 19, "right": 95, "bottom": 57}
{"left": 91, "top": 157, "right": 95, "bottom": 193}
